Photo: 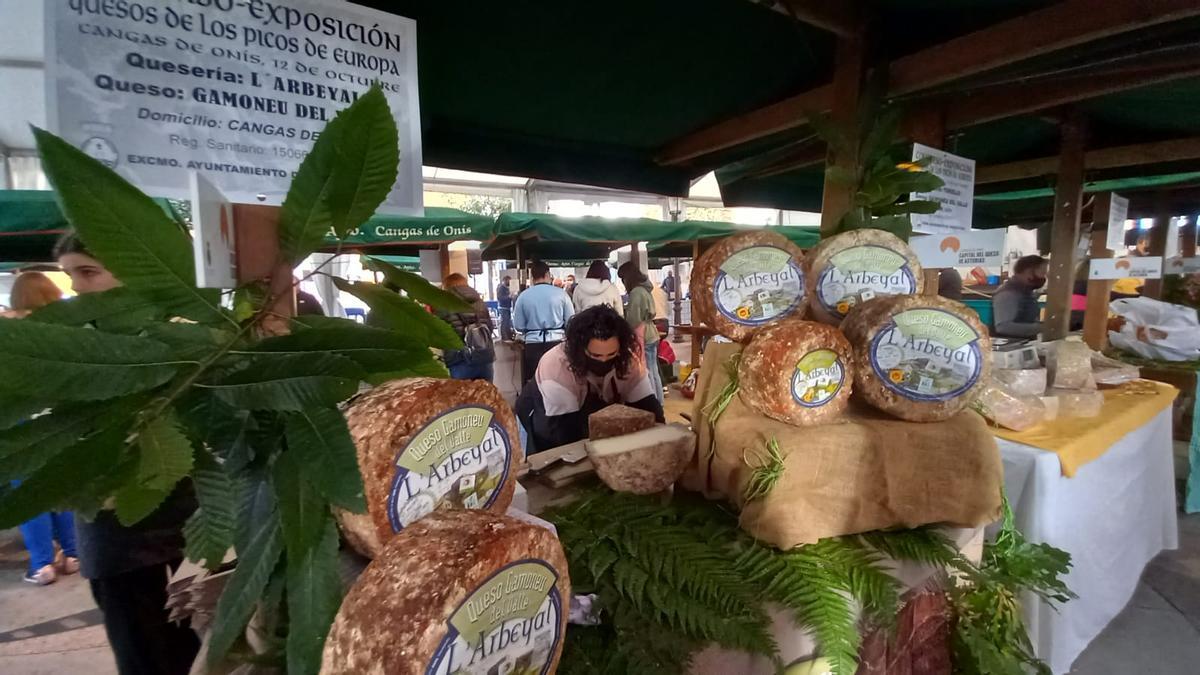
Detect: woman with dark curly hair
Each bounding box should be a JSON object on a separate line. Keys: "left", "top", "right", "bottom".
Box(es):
{"left": 514, "top": 305, "right": 664, "bottom": 453}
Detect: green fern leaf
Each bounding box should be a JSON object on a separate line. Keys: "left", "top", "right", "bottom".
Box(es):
{"left": 32, "top": 127, "right": 228, "bottom": 325}
{"left": 183, "top": 447, "right": 236, "bottom": 570}
{"left": 200, "top": 353, "right": 363, "bottom": 411}
{"left": 333, "top": 278, "right": 463, "bottom": 350}
{"left": 0, "top": 319, "right": 179, "bottom": 402}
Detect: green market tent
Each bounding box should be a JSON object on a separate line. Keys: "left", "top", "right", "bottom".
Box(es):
{"left": 0, "top": 190, "right": 182, "bottom": 263}
{"left": 322, "top": 207, "right": 496, "bottom": 254}
{"left": 648, "top": 225, "right": 820, "bottom": 258}
{"left": 360, "top": 254, "right": 420, "bottom": 272}
{"left": 482, "top": 212, "right": 819, "bottom": 262}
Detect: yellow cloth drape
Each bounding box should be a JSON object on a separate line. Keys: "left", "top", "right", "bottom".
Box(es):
{"left": 991, "top": 381, "right": 1177, "bottom": 477}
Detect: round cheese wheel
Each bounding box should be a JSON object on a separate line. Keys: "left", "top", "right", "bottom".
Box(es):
{"left": 738, "top": 320, "right": 854, "bottom": 426}
{"left": 691, "top": 230, "right": 807, "bottom": 342}
{"left": 323, "top": 510, "right": 571, "bottom": 675}
{"left": 842, "top": 295, "right": 992, "bottom": 422}
{"left": 803, "top": 230, "right": 923, "bottom": 325}
{"left": 338, "top": 377, "right": 522, "bottom": 558}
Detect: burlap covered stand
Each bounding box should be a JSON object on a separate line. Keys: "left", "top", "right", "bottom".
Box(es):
{"left": 682, "top": 342, "right": 1003, "bottom": 548}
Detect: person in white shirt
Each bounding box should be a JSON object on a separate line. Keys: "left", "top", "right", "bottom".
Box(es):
{"left": 572, "top": 260, "right": 623, "bottom": 314}
{"left": 514, "top": 305, "right": 663, "bottom": 453}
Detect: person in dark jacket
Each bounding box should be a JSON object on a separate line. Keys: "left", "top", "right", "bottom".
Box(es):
{"left": 992, "top": 254, "right": 1048, "bottom": 338}
{"left": 438, "top": 273, "right": 496, "bottom": 381}
{"left": 55, "top": 232, "right": 200, "bottom": 675}
{"left": 497, "top": 275, "right": 514, "bottom": 340}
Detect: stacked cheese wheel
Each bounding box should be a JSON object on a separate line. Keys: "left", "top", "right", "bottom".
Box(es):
{"left": 691, "top": 230, "right": 808, "bottom": 342}
{"left": 686, "top": 229, "right": 987, "bottom": 427}
{"left": 804, "top": 230, "right": 923, "bottom": 325}
{"left": 841, "top": 295, "right": 991, "bottom": 422}
{"left": 338, "top": 378, "right": 522, "bottom": 558}
{"left": 323, "top": 510, "right": 571, "bottom": 675}
{"left": 738, "top": 320, "right": 854, "bottom": 426}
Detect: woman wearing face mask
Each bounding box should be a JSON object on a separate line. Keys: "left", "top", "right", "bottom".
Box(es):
{"left": 514, "top": 305, "right": 664, "bottom": 453}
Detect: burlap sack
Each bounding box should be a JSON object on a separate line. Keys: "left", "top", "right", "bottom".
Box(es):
{"left": 682, "top": 342, "right": 1002, "bottom": 548}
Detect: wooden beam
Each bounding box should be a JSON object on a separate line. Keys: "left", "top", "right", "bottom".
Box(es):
{"left": 1042, "top": 112, "right": 1087, "bottom": 341}
{"left": 943, "top": 53, "right": 1200, "bottom": 131}
{"left": 747, "top": 55, "right": 1200, "bottom": 181}
{"left": 778, "top": 0, "right": 861, "bottom": 37}
{"left": 819, "top": 36, "right": 866, "bottom": 236}
{"left": 1082, "top": 193, "right": 1115, "bottom": 350}
{"left": 657, "top": 0, "right": 1200, "bottom": 165}
{"left": 977, "top": 136, "right": 1200, "bottom": 184}
{"left": 889, "top": 0, "right": 1200, "bottom": 96}
{"left": 656, "top": 84, "right": 833, "bottom": 166}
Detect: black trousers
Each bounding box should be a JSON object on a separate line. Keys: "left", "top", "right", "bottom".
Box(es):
{"left": 90, "top": 560, "right": 200, "bottom": 675}
{"left": 521, "top": 340, "right": 560, "bottom": 386}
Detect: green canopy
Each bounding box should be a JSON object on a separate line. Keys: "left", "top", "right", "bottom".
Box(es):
{"left": 0, "top": 190, "right": 182, "bottom": 263}
{"left": 361, "top": 254, "right": 420, "bottom": 272}
{"left": 323, "top": 207, "right": 495, "bottom": 254}
{"left": 482, "top": 212, "right": 819, "bottom": 262}
{"left": 648, "top": 225, "right": 820, "bottom": 258}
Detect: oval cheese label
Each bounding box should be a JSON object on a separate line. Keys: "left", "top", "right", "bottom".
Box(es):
{"left": 816, "top": 245, "right": 917, "bottom": 319}
{"left": 791, "top": 349, "right": 845, "bottom": 408}
{"left": 388, "top": 405, "right": 513, "bottom": 532}
{"left": 426, "top": 559, "right": 563, "bottom": 675}
{"left": 712, "top": 245, "right": 804, "bottom": 326}
{"left": 868, "top": 309, "right": 983, "bottom": 402}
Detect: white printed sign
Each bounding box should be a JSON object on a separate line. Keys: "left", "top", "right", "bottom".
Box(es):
{"left": 910, "top": 143, "right": 975, "bottom": 234}
{"left": 44, "top": 0, "right": 422, "bottom": 213}
{"left": 1105, "top": 194, "right": 1130, "bottom": 251}
{"left": 1164, "top": 256, "right": 1200, "bottom": 275}
{"left": 909, "top": 230, "right": 1006, "bottom": 268}
{"left": 1089, "top": 257, "right": 1162, "bottom": 280}
{"left": 191, "top": 171, "right": 236, "bottom": 288}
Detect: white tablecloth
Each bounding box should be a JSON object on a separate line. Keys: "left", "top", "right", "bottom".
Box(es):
{"left": 997, "top": 408, "right": 1179, "bottom": 674}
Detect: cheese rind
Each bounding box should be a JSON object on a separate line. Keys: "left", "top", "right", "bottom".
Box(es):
{"left": 588, "top": 404, "right": 656, "bottom": 440}
{"left": 738, "top": 319, "right": 854, "bottom": 426}
{"left": 803, "top": 230, "right": 923, "bottom": 325}
{"left": 338, "top": 377, "right": 522, "bottom": 558}
{"left": 842, "top": 295, "right": 991, "bottom": 422}
{"left": 322, "top": 510, "right": 570, "bottom": 675}
{"left": 586, "top": 423, "right": 696, "bottom": 494}
{"left": 691, "top": 230, "right": 807, "bottom": 342}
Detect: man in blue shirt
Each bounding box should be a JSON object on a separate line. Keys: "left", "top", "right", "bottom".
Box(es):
{"left": 514, "top": 260, "right": 575, "bottom": 385}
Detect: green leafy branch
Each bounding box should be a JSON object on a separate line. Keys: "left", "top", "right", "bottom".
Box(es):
{"left": 546, "top": 488, "right": 1072, "bottom": 675}
{"left": 0, "top": 86, "right": 464, "bottom": 675}
{"left": 809, "top": 102, "right": 945, "bottom": 241}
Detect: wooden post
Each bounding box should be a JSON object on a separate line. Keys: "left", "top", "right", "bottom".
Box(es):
{"left": 1042, "top": 112, "right": 1087, "bottom": 341}
{"left": 232, "top": 204, "right": 293, "bottom": 335}
{"left": 671, "top": 258, "right": 684, "bottom": 343}
{"left": 516, "top": 239, "right": 527, "bottom": 288}
{"left": 1182, "top": 216, "right": 1198, "bottom": 258}
{"left": 1142, "top": 193, "right": 1171, "bottom": 299}
{"left": 1083, "top": 193, "right": 1115, "bottom": 350}
{"left": 819, "top": 35, "right": 866, "bottom": 236}
{"left": 438, "top": 244, "right": 451, "bottom": 282}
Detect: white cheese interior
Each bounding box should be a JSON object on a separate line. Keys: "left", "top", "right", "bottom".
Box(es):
{"left": 586, "top": 423, "right": 693, "bottom": 457}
